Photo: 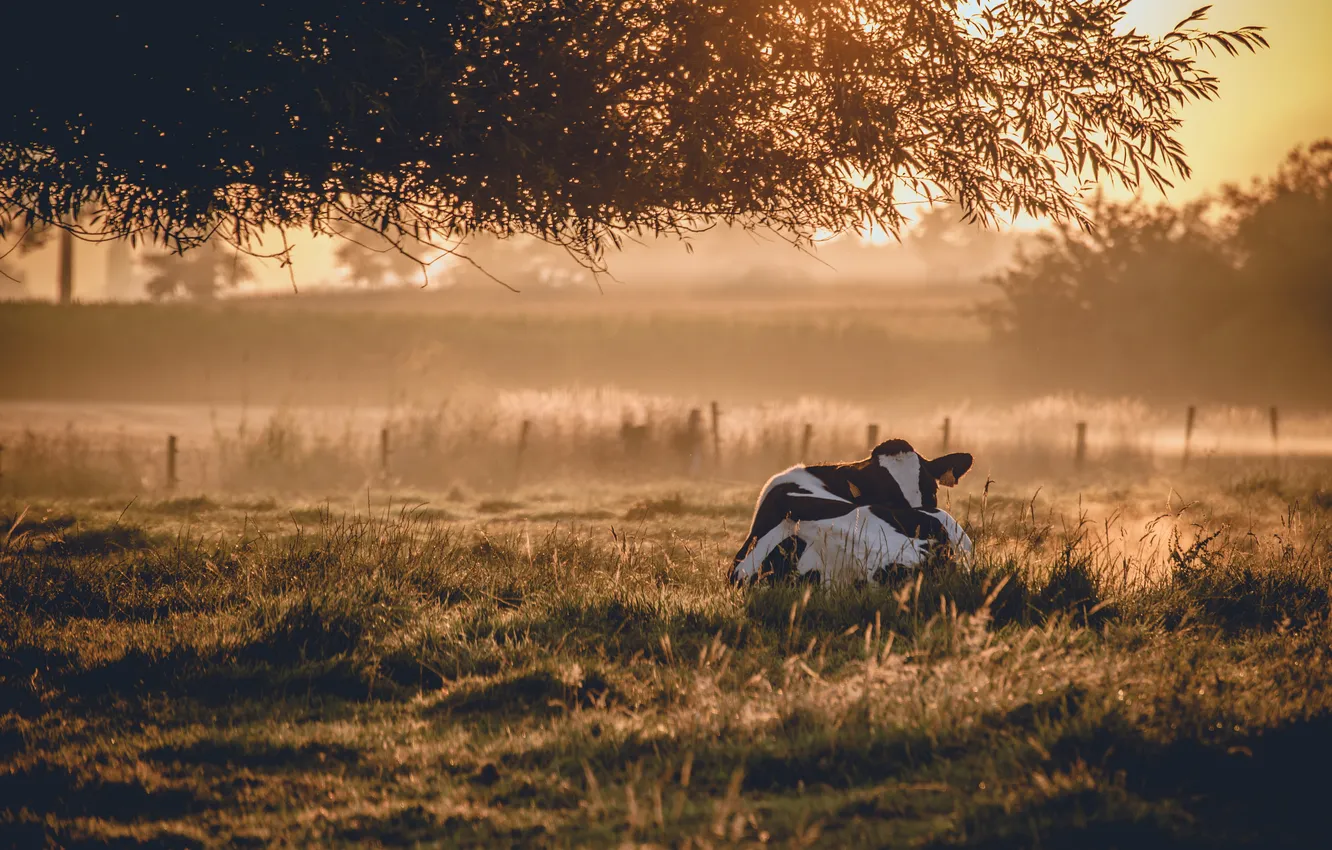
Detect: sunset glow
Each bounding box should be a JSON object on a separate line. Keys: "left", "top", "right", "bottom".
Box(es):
{"left": 1121, "top": 0, "right": 1332, "bottom": 197}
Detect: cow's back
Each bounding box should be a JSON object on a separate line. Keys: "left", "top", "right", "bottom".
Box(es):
{"left": 734, "top": 465, "right": 853, "bottom": 564}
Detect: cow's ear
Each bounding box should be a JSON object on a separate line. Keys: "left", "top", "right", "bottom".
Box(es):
{"left": 924, "top": 453, "right": 973, "bottom": 487}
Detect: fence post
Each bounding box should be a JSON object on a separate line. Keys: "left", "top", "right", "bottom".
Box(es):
{"left": 867, "top": 423, "right": 880, "bottom": 452}
{"left": 515, "top": 419, "right": 532, "bottom": 481}
{"left": 686, "top": 409, "right": 704, "bottom": 475}
{"left": 801, "top": 424, "right": 813, "bottom": 463}
{"left": 1270, "top": 406, "right": 1280, "bottom": 463}
{"left": 380, "top": 427, "right": 390, "bottom": 477}
{"left": 710, "top": 401, "right": 721, "bottom": 467}
{"left": 1182, "top": 406, "right": 1197, "bottom": 469}
{"left": 166, "top": 435, "right": 179, "bottom": 491}
{"left": 0, "top": 442, "right": 5, "bottom": 483}
{"left": 941, "top": 417, "right": 952, "bottom": 454}
{"left": 1074, "top": 422, "right": 1087, "bottom": 470}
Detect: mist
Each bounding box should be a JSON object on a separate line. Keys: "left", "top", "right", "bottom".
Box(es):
{"left": 4, "top": 140, "right": 1332, "bottom": 500}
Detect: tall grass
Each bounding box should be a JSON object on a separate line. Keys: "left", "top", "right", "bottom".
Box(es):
{"left": 2, "top": 478, "right": 1330, "bottom": 845}
{"left": 4, "top": 392, "right": 1329, "bottom": 498}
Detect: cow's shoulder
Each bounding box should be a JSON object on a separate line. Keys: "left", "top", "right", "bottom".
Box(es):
{"left": 760, "top": 464, "right": 848, "bottom": 502}
{"left": 801, "top": 458, "right": 881, "bottom": 503}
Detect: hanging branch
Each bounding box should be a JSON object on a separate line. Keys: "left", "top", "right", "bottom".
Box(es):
{"left": 0, "top": 1, "right": 1267, "bottom": 277}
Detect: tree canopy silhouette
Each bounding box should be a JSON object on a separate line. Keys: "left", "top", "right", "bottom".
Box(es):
{"left": 1, "top": 2, "right": 1264, "bottom": 265}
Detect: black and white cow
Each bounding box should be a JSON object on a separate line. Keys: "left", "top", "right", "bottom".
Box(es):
{"left": 731, "top": 439, "right": 973, "bottom": 585}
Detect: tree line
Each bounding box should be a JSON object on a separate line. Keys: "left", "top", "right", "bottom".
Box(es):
{"left": 985, "top": 140, "right": 1332, "bottom": 403}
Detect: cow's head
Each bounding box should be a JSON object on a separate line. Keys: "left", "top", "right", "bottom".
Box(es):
{"left": 870, "top": 439, "right": 973, "bottom": 509}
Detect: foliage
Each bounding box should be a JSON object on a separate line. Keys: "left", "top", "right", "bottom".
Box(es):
{"left": 0, "top": 2, "right": 1264, "bottom": 266}
{"left": 0, "top": 259, "right": 22, "bottom": 297}
{"left": 142, "top": 242, "right": 255, "bottom": 300}
{"left": 334, "top": 236, "right": 434, "bottom": 288}
{"left": 985, "top": 140, "right": 1332, "bottom": 399}
{"left": 905, "top": 204, "right": 1011, "bottom": 283}
{"left": 1223, "top": 139, "right": 1332, "bottom": 315}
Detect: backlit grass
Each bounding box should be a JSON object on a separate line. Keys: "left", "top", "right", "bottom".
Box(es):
{"left": 2, "top": 472, "right": 1331, "bottom": 846}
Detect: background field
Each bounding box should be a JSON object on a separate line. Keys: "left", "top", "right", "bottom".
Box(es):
{"left": 0, "top": 286, "right": 1000, "bottom": 407}
{"left": 3, "top": 280, "right": 1331, "bottom": 504}
{"left": 4, "top": 278, "right": 1332, "bottom": 847}
{"left": 4, "top": 275, "right": 1331, "bottom": 410}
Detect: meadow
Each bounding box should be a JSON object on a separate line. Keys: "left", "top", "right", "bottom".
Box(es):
{"left": 4, "top": 290, "right": 1332, "bottom": 847}
{"left": 0, "top": 288, "right": 1001, "bottom": 409}
{"left": 2, "top": 411, "right": 1331, "bottom": 846}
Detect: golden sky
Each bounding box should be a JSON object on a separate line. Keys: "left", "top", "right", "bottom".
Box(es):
{"left": 1121, "top": 0, "right": 1332, "bottom": 197}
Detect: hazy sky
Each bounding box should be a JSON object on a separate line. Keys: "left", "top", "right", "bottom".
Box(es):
{"left": 1122, "top": 0, "right": 1332, "bottom": 198}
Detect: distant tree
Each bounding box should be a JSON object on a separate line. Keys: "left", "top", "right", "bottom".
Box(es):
{"left": 447, "top": 235, "right": 596, "bottom": 289}
{"left": 0, "top": 220, "right": 66, "bottom": 302}
{"left": 142, "top": 243, "right": 254, "bottom": 301}
{"left": 984, "top": 139, "right": 1332, "bottom": 399}
{"left": 335, "top": 242, "right": 387, "bottom": 289}
{"left": 1222, "top": 141, "right": 1332, "bottom": 323}
{"left": 0, "top": 255, "right": 24, "bottom": 298}
{"left": 0, "top": 215, "right": 139, "bottom": 302}
{"left": 334, "top": 238, "right": 428, "bottom": 288}
{"left": 0, "top": 3, "right": 1265, "bottom": 268}
{"left": 986, "top": 196, "right": 1235, "bottom": 355}
{"left": 907, "top": 205, "right": 1010, "bottom": 284}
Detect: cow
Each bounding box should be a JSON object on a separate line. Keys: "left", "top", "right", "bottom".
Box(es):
{"left": 730, "top": 439, "right": 974, "bottom": 585}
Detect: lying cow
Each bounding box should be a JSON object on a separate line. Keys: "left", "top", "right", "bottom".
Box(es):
{"left": 731, "top": 439, "right": 973, "bottom": 585}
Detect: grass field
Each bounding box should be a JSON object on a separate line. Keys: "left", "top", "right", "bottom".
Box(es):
{"left": 3, "top": 457, "right": 1331, "bottom": 847}
{"left": 0, "top": 288, "right": 1004, "bottom": 409}
{"left": 4, "top": 293, "right": 1331, "bottom": 847}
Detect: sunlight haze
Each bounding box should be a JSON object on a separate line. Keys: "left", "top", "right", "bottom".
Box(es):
{"left": 1123, "top": 0, "right": 1332, "bottom": 197}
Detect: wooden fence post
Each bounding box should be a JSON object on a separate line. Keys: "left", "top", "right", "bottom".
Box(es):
{"left": 867, "top": 423, "right": 880, "bottom": 452}
{"left": 942, "top": 417, "right": 952, "bottom": 454}
{"left": 380, "top": 427, "right": 390, "bottom": 476}
{"left": 1182, "top": 406, "right": 1197, "bottom": 469}
{"left": 620, "top": 420, "right": 647, "bottom": 459}
{"left": 1074, "top": 422, "right": 1087, "bottom": 470}
{"left": 685, "top": 409, "right": 704, "bottom": 475}
{"left": 801, "top": 424, "right": 813, "bottom": 462}
{"left": 1270, "top": 406, "right": 1280, "bottom": 463}
{"left": 710, "top": 401, "right": 721, "bottom": 467}
{"left": 515, "top": 419, "right": 532, "bottom": 481}
{"left": 166, "top": 435, "right": 179, "bottom": 491}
